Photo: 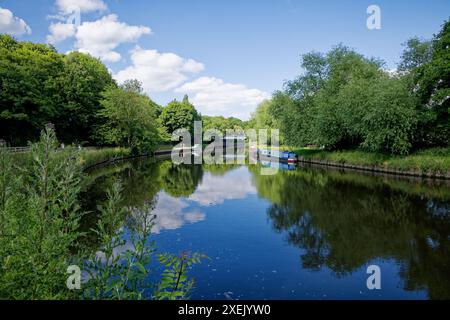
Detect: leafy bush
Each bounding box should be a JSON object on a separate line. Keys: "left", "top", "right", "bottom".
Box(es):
{"left": 0, "top": 128, "right": 205, "bottom": 300}
{"left": 0, "top": 127, "right": 83, "bottom": 299}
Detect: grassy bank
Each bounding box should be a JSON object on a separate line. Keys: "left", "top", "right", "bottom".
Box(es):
{"left": 8, "top": 143, "right": 177, "bottom": 172}
{"left": 287, "top": 147, "right": 450, "bottom": 175}
{"left": 9, "top": 146, "right": 132, "bottom": 170}
{"left": 79, "top": 147, "right": 131, "bottom": 168}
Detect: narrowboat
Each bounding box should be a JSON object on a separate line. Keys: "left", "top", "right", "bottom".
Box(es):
{"left": 257, "top": 149, "right": 298, "bottom": 163}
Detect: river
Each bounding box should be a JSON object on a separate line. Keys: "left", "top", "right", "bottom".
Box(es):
{"left": 81, "top": 157, "right": 450, "bottom": 299}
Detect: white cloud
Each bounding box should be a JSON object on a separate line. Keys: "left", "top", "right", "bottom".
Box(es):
{"left": 114, "top": 46, "right": 204, "bottom": 92}
{"left": 56, "top": 0, "right": 107, "bottom": 14}
{"left": 46, "top": 22, "right": 76, "bottom": 43}
{"left": 48, "top": 14, "right": 151, "bottom": 62}
{"left": 0, "top": 7, "right": 31, "bottom": 36}
{"left": 175, "top": 77, "right": 270, "bottom": 120}
{"left": 75, "top": 15, "right": 151, "bottom": 62}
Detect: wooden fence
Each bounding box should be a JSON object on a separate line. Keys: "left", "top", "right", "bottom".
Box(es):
{"left": 1, "top": 146, "right": 98, "bottom": 154}
{"left": 1, "top": 146, "right": 31, "bottom": 153}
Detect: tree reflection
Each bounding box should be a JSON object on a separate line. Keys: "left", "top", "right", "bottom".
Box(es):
{"left": 253, "top": 166, "right": 450, "bottom": 299}
{"left": 160, "top": 162, "right": 204, "bottom": 197}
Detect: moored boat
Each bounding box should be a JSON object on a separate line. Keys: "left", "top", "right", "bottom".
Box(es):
{"left": 257, "top": 149, "right": 298, "bottom": 163}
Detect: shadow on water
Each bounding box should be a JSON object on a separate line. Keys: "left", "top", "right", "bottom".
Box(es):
{"left": 81, "top": 156, "right": 450, "bottom": 299}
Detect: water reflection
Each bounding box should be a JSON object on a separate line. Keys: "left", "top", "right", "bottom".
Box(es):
{"left": 83, "top": 158, "right": 450, "bottom": 299}
{"left": 151, "top": 192, "right": 205, "bottom": 233}
{"left": 252, "top": 166, "right": 450, "bottom": 299}
{"left": 189, "top": 168, "right": 256, "bottom": 206}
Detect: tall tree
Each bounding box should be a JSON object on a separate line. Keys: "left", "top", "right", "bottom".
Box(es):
{"left": 0, "top": 35, "right": 64, "bottom": 145}
{"left": 270, "top": 44, "right": 418, "bottom": 154}
{"left": 0, "top": 36, "right": 115, "bottom": 145}
{"left": 398, "top": 37, "right": 432, "bottom": 72}
{"left": 55, "top": 52, "right": 115, "bottom": 144}
{"left": 159, "top": 96, "right": 201, "bottom": 136}
{"left": 97, "top": 80, "right": 161, "bottom": 153}
{"left": 413, "top": 20, "right": 450, "bottom": 147}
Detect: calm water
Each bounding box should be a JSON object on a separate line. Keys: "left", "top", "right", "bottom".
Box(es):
{"left": 83, "top": 157, "right": 450, "bottom": 300}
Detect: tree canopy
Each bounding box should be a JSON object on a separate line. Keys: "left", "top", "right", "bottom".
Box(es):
{"left": 408, "top": 20, "right": 450, "bottom": 147}
{"left": 0, "top": 35, "right": 115, "bottom": 146}
{"left": 158, "top": 95, "right": 202, "bottom": 136}
{"left": 96, "top": 80, "right": 162, "bottom": 154}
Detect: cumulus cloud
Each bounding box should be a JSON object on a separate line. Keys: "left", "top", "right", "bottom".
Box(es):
{"left": 47, "top": 0, "right": 108, "bottom": 43}
{"left": 175, "top": 76, "right": 270, "bottom": 120}
{"left": 0, "top": 7, "right": 31, "bottom": 36}
{"left": 55, "top": 0, "right": 107, "bottom": 14}
{"left": 114, "top": 46, "right": 204, "bottom": 92}
{"left": 47, "top": 14, "right": 151, "bottom": 62}
{"left": 46, "top": 22, "right": 76, "bottom": 43}
{"left": 75, "top": 14, "right": 151, "bottom": 62}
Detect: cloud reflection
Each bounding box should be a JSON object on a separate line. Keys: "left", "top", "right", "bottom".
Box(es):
{"left": 188, "top": 167, "right": 256, "bottom": 206}
{"left": 151, "top": 192, "right": 205, "bottom": 234}
{"left": 132, "top": 167, "right": 256, "bottom": 234}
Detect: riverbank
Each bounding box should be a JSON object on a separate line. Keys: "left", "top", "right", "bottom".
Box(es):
{"left": 80, "top": 147, "right": 131, "bottom": 169}
{"left": 288, "top": 147, "right": 450, "bottom": 179}
{"left": 7, "top": 144, "right": 177, "bottom": 172}
{"left": 80, "top": 145, "right": 187, "bottom": 170}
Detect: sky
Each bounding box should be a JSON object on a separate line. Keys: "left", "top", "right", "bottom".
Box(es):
{"left": 0, "top": 0, "right": 449, "bottom": 120}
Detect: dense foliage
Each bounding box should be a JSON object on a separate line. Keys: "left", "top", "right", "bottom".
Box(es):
{"left": 0, "top": 36, "right": 199, "bottom": 150}
{"left": 202, "top": 115, "right": 247, "bottom": 133}
{"left": 96, "top": 80, "right": 162, "bottom": 154}
{"left": 0, "top": 35, "right": 114, "bottom": 145}
{"left": 409, "top": 21, "right": 450, "bottom": 147}
{"left": 0, "top": 128, "right": 83, "bottom": 298}
{"left": 159, "top": 95, "right": 201, "bottom": 135}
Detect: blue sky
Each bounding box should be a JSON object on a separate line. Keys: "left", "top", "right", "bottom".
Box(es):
{"left": 1, "top": 0, "right": 449, "bottom": 119}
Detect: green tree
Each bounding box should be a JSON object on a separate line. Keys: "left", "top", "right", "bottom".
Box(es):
{"left": 336, "top": 76, "right": 417, "bottom": 154}
{"left": 0, "top": 35, "right": 64, "bottom": 145}
{"left": 159, "top": 96, "right": 201, "bottom": 137}
{"left": 97, "top": 80, "right": 161, "bottom": 154}
{"left": 398, "top": 37, "right": 432, "bottom": 72}
{"left": 272, "top": 44, "right": 419, "bottom": 154}
{"left": 0, "top": 36, "right": 115, "bottom": 146}
{"left": 55, "top": 52, "right": 115, "bottom": 144}
{"left": 252, "top": 100, "right": 278, "bottom": 130}
{"left": 413, "top": 20, "right": 450, "bottom": 147}
{"left": 203, "top": 115, "right": 246, "bottom": 135}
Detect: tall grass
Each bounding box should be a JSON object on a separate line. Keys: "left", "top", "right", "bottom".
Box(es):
{"left": 79, "top": 147, "right": 131, "bottom": 169}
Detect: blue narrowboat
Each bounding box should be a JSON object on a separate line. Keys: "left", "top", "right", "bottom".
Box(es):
{"left": 258, "top": 149, "right": 298, "bottom": 163}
